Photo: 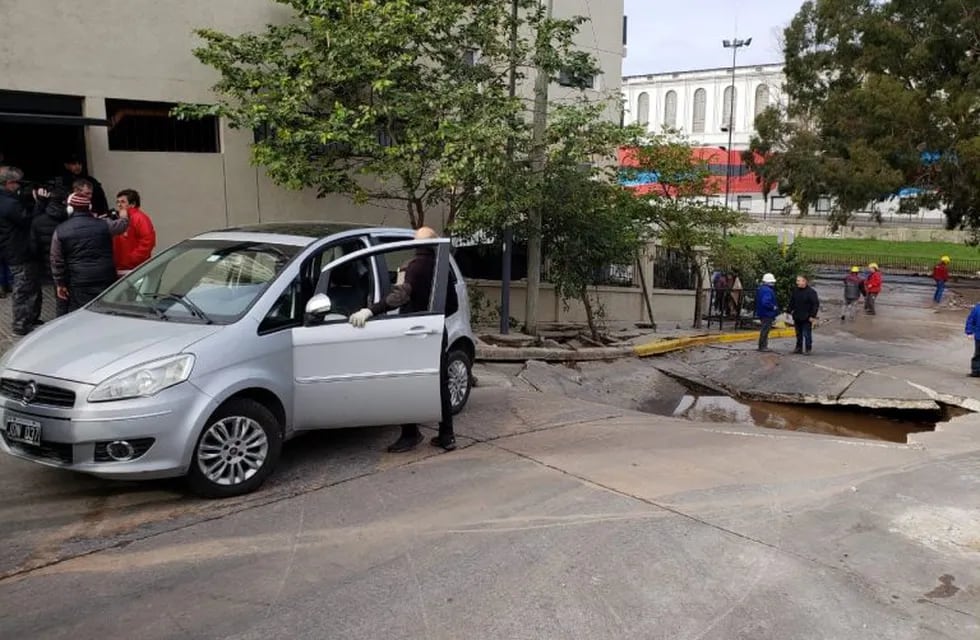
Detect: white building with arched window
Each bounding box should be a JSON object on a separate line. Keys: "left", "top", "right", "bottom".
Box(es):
{"left": 623, "top": 63, "right": 785, "bottom": 150}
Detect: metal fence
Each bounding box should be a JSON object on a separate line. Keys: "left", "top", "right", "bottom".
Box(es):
{"left": 652, "top": 247, "right": 698, "bottom": 290}
{"left": 803, "top": 252, "right": 980, "bottom": 275}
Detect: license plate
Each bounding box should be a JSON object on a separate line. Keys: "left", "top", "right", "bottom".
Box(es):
{"left": 6, "top": 417, "right": 41, "bottom": 446}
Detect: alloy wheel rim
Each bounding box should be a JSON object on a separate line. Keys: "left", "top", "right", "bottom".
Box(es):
{"left": 196, "top": 416, "right": 269, "bottom": 486}
{"left": 448, "top": 360, "right": 469, "bottom": 408}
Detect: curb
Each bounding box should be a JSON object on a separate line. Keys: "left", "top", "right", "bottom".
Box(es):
{"left": 634, "top": 327, "right": 797, "bottom": 357}
{"left": 476, "top": 345, "right": 635, "bottom": 362}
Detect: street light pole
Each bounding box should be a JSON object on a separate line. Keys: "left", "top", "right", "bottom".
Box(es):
{"left": 721, "top": 37, "right": 751, "bottom": 214}
{"left": 499, "top": 0, "right": 519, "bottom": 334}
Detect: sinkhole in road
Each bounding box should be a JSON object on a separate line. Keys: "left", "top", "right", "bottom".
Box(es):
{"left": 646, "top": 392, "right": 970, "bottom": 444}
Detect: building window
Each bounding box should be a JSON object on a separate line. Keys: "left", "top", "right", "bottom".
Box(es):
{"left": 558, "top": 68, "right": 596, "bottom": 89}
{"left": 692, "top": 88, "right": 706, "bottom": 133}
{"left": 754, "top": 84, "right": 770, "bottom": 120}
{"left": 663, "top": 90, "right": 677, "bottom": 128}
{"left": 770, "top": 196, "right": 788, "bottom": 212}
{"left": 722, "top": 86, "right": 736, "bottom": 130}
{"left": 737, "top": 195, "right": 753, "bottom": 211}
{"left": 636, "top": 92, "right": 650, "bottom": 126}
{"left": 106, "top": 99, "right": 220, "bottom": 153}
{"left": 816, "top": 196, "right": 832, "bottom": 213}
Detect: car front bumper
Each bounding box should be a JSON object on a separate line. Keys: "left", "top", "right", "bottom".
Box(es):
{"left": 0, "top": 372, "right": 217, "bottom": 480}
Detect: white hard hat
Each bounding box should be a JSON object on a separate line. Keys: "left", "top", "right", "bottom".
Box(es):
{"left": 762, "top": 273, "right": 776, "bottom": 284}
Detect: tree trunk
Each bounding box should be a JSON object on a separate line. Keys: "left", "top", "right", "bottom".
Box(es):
{"left": 582, "top": 289, "right": 599, "bottom": 341}
{"left": 635, "top": 253, "right": 656, "bottom": 330}
{"left": 692, "top": 264, "right": 704, "bottom": 329}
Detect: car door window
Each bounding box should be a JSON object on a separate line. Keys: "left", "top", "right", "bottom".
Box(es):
{"left": 316, "top": 239, "right": 450, "bottom": 321}
{"left": 258, "top": 238, "right": 367, "bottom": 333}
{"left": 375, "top": 235, "right": 458, "bottom": 316}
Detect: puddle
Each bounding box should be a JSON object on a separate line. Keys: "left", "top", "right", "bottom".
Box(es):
{"left": 664, "top": 395, "right": 955, "bottom": 443}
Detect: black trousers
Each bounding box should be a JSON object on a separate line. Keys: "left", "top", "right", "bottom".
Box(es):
{"left": 758, "top": 317, "right": 774, "bottom": 350}
{"left": 66, "top": 285, "right": 109, "bottom": 314}
{"left": 10, "top": 262, "right": 42, "bottom": 332}
{"left": 399, "top": 329, "right": 455, "bottom": 440}
{"left": 794, "top": 320, "right": 813, "bottom": 352}
{"left": 972, "top": 340, "right": 980, "bottom": 375}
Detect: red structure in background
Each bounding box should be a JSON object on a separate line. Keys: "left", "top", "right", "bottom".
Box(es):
{"left": 619, "top": 147, "right": 765, "bottom": 197}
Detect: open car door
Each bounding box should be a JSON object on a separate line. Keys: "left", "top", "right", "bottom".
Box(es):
{"left": 290, "top": 238, "right": 451, "bottom": 430}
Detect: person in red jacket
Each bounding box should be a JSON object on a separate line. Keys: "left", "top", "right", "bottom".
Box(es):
{"left": 932, "top": 255, "right": 951, "bottom": 304}
{"left": 112, "top": 189, "right": 156, "bottom": 274}
{"left": 864, "top": 262, "right": 883, "bottom": 315}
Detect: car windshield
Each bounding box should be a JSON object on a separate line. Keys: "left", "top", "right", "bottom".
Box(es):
{"left": 90, "top": 239, "right": 301, "bottom": 324}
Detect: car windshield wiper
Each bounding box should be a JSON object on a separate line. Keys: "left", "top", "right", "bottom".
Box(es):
{"left": 145, "top": 293, "right": 213, "bottom": 324}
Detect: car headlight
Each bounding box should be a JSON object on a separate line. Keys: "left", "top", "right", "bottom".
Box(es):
{"left": 88, "top": 354, "right": 195, "bottom": 403}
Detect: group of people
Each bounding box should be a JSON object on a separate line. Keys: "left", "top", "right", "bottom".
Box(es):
{"left": 0, "top": 155, "right": 156, "bottom": 335}
{"left": 841, "top": 263, "right": 884, "bottom": 321}
{"left": 754, "top": 273, "right": 821, "bottom": 355}
{"left": 710, "top": 270, "right": 744, "bottom": 317}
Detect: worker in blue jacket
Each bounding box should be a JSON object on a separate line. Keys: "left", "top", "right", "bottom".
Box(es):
{"left": 965, "top": 303, "right": 980, "bottom": 377}
{"left": 755, "top": 272, "right": 780, "bottom": 352}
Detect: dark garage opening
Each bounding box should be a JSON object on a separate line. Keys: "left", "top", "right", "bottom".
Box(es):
{"left": 0, "top": 90, "right": 99, "bottom": 184}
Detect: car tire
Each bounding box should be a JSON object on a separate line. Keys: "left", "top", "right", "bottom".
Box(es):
{"left": 447, "top": 349, "right": 473, "bottom": 415}
{"left": 186, "top": 398, "right": 283, "bottom": 499}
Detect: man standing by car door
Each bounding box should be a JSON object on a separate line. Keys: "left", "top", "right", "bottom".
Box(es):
{"left": 348, "top": 226, "right": 457, "bottom": 453}
{"left": 50, "top": 184, "right": 129, "bottom": 314}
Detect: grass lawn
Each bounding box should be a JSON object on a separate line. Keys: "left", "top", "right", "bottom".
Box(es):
{"left": 729, "top": 235, "right": 980, "bottom": 272}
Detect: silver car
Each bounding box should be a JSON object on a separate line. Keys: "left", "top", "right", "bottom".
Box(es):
{"left": 0, "top": 223, "right": 476, "bottom": 497}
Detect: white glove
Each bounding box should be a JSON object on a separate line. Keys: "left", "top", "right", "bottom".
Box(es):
{"left": 349, "top": 308, "right": 373, "bottom": 328}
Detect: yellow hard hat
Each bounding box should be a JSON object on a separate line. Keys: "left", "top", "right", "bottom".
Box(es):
{"left": 850, "top": 266, "right": 860, "bottom": 273}
{"left": 941, "top": 255, "right": 951, "bottom": 263}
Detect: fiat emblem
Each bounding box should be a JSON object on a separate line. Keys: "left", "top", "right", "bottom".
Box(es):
{"left": 22, "top": 381, "right": 37, "bottom": 404}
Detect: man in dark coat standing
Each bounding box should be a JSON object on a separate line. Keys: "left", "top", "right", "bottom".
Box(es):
{"left": 32, "top": 181, "right": 72, "bottom": 316}
{"left": 56, "top": 154, "right": 109, "bottom": 215}
{"left": 348, "top": 226, "right": 457, "bottom": 453}
{"left": 788, "top": 274, "right": 820, "bottom": 355}
{"left": 50, "top": 185, "right": 129, "bottom": 313}
{"left": 0, "top": 166, "right": 43, "bottom": 335}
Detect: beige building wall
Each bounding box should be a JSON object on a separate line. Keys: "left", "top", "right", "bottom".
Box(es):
{"left": 0, "top": 0, "right": 626, "bottom": 249}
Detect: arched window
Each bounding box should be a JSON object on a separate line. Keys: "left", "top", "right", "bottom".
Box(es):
{"left": 692, "top": 88, "right": 706, "bottom": 133}
{"left": 663, "top": 90, "right": 678, "bottom": 128}
{"left": 754, "top": 84, "right": 770, "bottom": 119}
{"left": 636, "top": 92, "right": 650, "bottom": 126}
{"left": 722, "top": 86, "right": 736, "bottom": 130}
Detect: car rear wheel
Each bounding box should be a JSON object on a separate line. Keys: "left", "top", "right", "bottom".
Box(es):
{"left": 447, "top": 349, "right": 472, "bottom": 415}
{"left": 187, "top": 398, "right": 282, "bottom": 499}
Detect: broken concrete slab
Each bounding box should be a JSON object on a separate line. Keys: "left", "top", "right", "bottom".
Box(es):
{"left": 837, "top": 371, "right": 940, "bottom": 410}
{"left": 476, "top": 344, "right": 634, "bottom": 362}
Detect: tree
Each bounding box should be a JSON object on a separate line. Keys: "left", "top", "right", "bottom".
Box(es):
{"left": 625, "top": 132, "right": 747, "bottom": 326}
{"left": 778, "top": 0, "right": 980, "bottom": 229}
{"left": 454, "top": 100, "right": 646, "bottom": 337}
{"left": 743, "top": 108, "right": 784, "bottom": 215}
{"left": 177, "top": 0, "right": 597, "bottom": 229}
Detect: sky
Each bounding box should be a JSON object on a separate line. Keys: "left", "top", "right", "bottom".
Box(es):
{"left": 622, "top": 0, "right": 806, "bottom": 75}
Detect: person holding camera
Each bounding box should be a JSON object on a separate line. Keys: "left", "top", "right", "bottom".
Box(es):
{"left": 0, "top": 166, "right": 44, "bottom": 335}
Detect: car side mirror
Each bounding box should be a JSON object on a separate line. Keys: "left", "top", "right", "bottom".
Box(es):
{"left": 304, "top": 293, "right": 332, "bottom": 325}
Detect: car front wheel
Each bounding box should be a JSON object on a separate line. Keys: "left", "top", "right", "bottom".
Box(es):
{"left": 187, "top": 398, "right": 282, "bottom": 499}
{"left": 447, "top": 349, "right": 472, "bottom": 415}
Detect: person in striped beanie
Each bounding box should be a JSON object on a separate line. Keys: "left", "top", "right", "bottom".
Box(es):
{"left": 50, "top": 181, "right": 130, "bottom": 314}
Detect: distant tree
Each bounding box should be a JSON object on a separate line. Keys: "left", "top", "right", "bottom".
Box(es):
{"left": 779, "top": 0, "right": 980, "bottom": 229}
{"left": 626, "top": 132, "right": 747, "bottom": 326}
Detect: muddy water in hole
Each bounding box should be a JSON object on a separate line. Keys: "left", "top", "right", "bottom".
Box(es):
{"left": 671, "top": 395, "right": 942, "bottom": 443}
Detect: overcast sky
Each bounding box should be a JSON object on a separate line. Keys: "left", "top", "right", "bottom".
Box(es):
{"left": 622, "top": 0, "right": 806, "bottom": 75}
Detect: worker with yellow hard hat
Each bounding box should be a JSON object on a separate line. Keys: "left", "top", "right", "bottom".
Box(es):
{"left": 933, "top": 255, "right": 951, "bottom": 304}
{"left": 842, "top": 266, "right": 864, "bottom": 322}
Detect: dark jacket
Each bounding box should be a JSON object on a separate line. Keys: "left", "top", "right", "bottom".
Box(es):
{"left": 369, "top": 248, "right": 458, "bottom": 316}
{"left": 31, "top": 196, "right": 70, "bottom": 275}
{"left": 788, "top": 285, "right": 820, "bottom": 323}
{"left": 0, "top": 189, "right": 37, "bottom": 265}
{"left": 843, "top": 273, "right": 863, "bottom": 302}
{"left": 50, "top": 212, "right": 129, "bottom": 288}
{"left": 755, "top": 284, "right": 779, "bottom": 319}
